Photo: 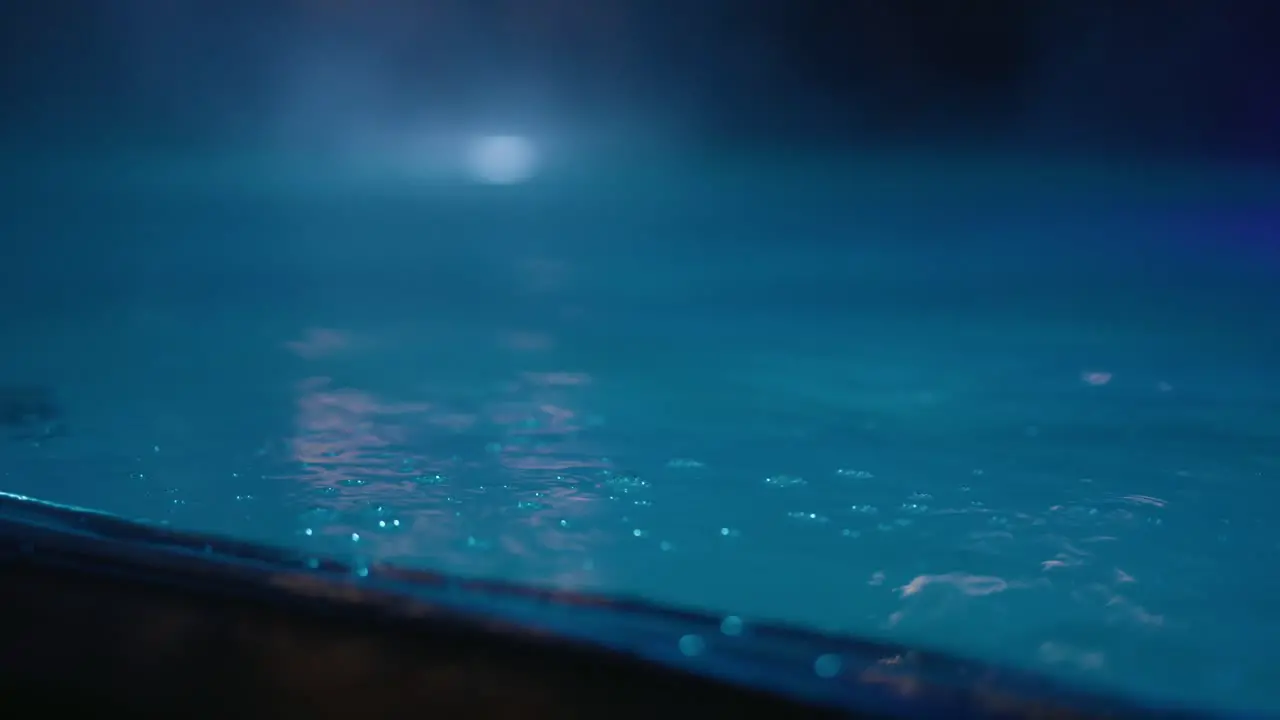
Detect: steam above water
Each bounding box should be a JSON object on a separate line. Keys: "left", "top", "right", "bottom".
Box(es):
{"left": 2, "top": 2, "right": 1275, "bottom": 163}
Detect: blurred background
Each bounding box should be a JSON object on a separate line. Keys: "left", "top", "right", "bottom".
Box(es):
{"left": 0, "top": 5, "right": 1278, "bottom": 710}
{"left": 1, "top": 0, "right": 1276, "bottom": 163}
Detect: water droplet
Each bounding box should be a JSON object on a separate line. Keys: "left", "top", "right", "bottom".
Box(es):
{"left": 764, "top": 474, "right": 806, "bottom": 488}
{"left": 606, "top": 473, "right": 648, "bottom": 491}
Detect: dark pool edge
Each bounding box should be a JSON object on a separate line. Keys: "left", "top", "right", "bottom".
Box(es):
{"left": 0, "top": 491, "right": 1230, "bottom": 718}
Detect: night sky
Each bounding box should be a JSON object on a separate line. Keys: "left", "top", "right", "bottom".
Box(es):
{"left": 0, "top": 1, "right": 1276, "bottom": 162}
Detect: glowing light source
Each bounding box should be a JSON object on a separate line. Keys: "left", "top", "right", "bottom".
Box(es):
{"left": 467, "top": 135, "right": 538, "bottom": 184}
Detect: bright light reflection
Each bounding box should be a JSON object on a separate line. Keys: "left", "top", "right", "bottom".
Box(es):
{"left": 467, "top": 134, "right": 538, "bottom": 184}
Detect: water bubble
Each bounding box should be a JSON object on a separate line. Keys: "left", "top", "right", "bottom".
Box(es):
{"left": 678, "top": 634, "right": 706, "bottom": 657}
{"left": 720, "top": 616, "right": 744, "bottom": 636}
{"left": 814, "top": 654, "right": 843, "bottom": 678}
{"left": 787, "top": 511, "right": 830, "bottom": 524}
{"left": 606, "top": 472, "right": 648, "bottom": 491}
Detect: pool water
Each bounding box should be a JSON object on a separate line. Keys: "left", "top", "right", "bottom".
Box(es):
{"left": 2, "top": 154, "right": 1278, "bottom": 713}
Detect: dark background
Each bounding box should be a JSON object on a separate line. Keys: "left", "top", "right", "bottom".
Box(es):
{"left": 1, "top": 0, "right": 1277, "bottom": 163}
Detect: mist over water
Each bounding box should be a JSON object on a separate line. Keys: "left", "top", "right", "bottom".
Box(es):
{"left": 2, "top": 1, "right": 1277, "bottom": 161}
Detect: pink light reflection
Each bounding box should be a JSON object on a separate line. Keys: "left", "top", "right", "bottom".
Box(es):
{"left": 285, "top": 366, "right": 613, "bottom": 590}
{"left": 1081, "top": 371, "right": 1112, "bottom": 386}
{"left": 291, "top": 377, "right": 435, "bottom": 489}
{"left": 899, "top": 572, "right": 1009, "bottom": 598}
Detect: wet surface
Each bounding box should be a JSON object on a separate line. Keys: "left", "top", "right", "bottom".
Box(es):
{"left": 1, "top": 157, "right": 1278, "bottom": 713}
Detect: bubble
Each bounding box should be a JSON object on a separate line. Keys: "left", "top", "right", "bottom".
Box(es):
{"left": 814, "top": 654, "right": 843, "bottom": 678}
{"left": 678, "top": 634, "right": 706, "bottom": 657}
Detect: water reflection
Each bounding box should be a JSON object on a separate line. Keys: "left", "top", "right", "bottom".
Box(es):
{"left": 283, "top": 329, "right": 611, "bottom": 588}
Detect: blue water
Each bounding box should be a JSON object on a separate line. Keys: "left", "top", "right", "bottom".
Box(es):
{"left": 2, "top": 153, "right": 1278, "bottom": 713}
